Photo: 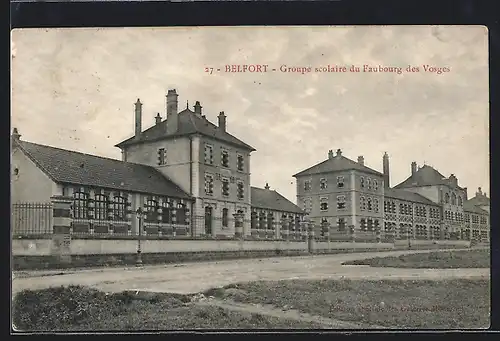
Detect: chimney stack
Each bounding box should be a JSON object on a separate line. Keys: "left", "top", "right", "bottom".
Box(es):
{"left": 155, "top": 113, "right": 162, "bottom": 125}
{"left": 411, "top": 161, "right": 417, "bottom": 175}
{"left": 135, "top": 99, "right": 142, "bottom": 139}
{"left": 357, "top": 156, "right": 364, "bottom": 165}
{"left": 265, "top": 182, "right": 270, "bottom": 190}
{"left": 166, "top": 89, "right": 179, "bottom": 134}
{"left": 12, "top": 128, "right": 21, "bottom": 142}
{"left": 336, "top": 149, "right": 342, "bottom": 157}
{"left": 218, "top": 111, "right": 227, "bottom": 132}
{"left": 383, "top": 152, "right": 390, "bottom": 189}
{"left": 194, "top": 101, "right": 202, "bottom": 116}
{"left": 328, "top": 150, "right": 333, "bottom": 159}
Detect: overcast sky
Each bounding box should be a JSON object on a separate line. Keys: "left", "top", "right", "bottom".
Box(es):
{"left": 11, "top": 26, "right": 489, "bottom": 202}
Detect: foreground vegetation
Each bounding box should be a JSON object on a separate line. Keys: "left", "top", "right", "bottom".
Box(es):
{"left": 12, "top": 286, "right": 325, "bottom": 331}
{"left": 206, "top": 279, "right": 490, "bottom": 329}
{"left": 341, "top": 249, "right": 490, "bottom": 268}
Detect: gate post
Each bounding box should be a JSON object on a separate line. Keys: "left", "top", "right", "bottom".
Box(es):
{"left": 51, "top": 195, "right": 73, "bottom": 264}
{"left": 307, "top": 219, "right": 315, "bottom": 254}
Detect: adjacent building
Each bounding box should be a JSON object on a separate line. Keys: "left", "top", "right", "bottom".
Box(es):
{"left": 11, "top": 89, "right": 305, "bottom": 238}
{"left": 294, "top": 149, "right": 490, "bottom": 243}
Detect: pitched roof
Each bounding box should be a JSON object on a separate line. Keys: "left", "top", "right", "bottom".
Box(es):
{"left": 15, "top": 140, "right": 191, "bottom": 199}
{"left": 394, "top": 165, "right": 464, "bottom": 190}
{"left": 116, "top": 108, "right": 256, "bottom": 151}
{"left": 251, "top": 187, "right": 304, "bottom": 214}
{"left": 466, "top": 195, "right": 490, "bottom": 207}
{"left": 464, "top": 201, "right": 489, "bottom": 215}
{"left": 384, "top": 188, "right": 440, "bottom": 206}
{"left": 293, "top": 153, "right": 383, "bottom": 177}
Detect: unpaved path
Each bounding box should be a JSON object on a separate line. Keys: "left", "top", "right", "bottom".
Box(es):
{"left": 12, "top": 248, "right": 489, "bottom": 295}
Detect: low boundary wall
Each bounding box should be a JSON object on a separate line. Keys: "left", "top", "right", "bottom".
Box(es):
{"left": 11, "top": 237, "right": 470, "bottom": 270}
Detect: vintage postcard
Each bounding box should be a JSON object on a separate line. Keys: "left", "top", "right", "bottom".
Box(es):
{"left": 11, "top": 26, "right": 490, "bottom": 331}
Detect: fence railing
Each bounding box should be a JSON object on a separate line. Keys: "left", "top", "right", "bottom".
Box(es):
{"left": 11, "top": 202, "right": 486, "bottom": 242}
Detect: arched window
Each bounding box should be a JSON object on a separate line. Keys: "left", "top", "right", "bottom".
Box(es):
{"left": 113, "top": 196, "right": 127, "bottom": 221}
{"left": 177, "top": 203, "right": 187, "bottom": 225}
{"left": 145, "top": 199, "right": 158, "bottom": 222}
{"left": 162, "top": 201, "right": 172, "bottom": 223}
{"left": 458, "top": 196, "right": 463, "bottom": 206}
{"left": 444, "top": 193, "right": 450, "bottom": 204}
{"left": 94, "top": 194, "right": 109, "bottom": 221}
{"left": 251, "top": 211, "right": 257, "bottom": 230}
{"left": 73, "top": 192, "right": 89, "bottom": 219}
{"left": 451, "top": 193, "right": 457, "bottom": 205}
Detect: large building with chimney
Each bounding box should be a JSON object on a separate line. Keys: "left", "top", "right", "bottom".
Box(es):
{"left": 11, "top": 89, "right": 305, "bottom": 239}
{"left": 294, "top": 149, "right": 490, "bottom": 243}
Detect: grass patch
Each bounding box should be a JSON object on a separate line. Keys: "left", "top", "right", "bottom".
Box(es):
{"left": 341, "top": 249, "right": 490, "bottom": 268}
{"left": 216, "top": 279, "right": 490, "bottom": 329}
{"left": 12, "top": 286, "right": 325, "bottom": 331}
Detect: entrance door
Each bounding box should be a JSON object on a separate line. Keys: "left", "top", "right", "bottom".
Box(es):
{"left": 205, "top": 206, "right": 213, "bottom": 235}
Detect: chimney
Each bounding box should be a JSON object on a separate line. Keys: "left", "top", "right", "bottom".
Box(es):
{"left": 336, "top": 149, "right": 342, "bottom": 157}
{"left": 12, "top": 128, "right": 21, "bottom": 142}
{"left": 155, "top": 113, "right": 162, "bottom": 125}
{"left": 357, "top": 156, "right": 364, "bottom": 165}
{"left": 328, "top": 150, "right": 333, "bottom": 159}
{"left": 383, "top": 152, "right": 390, "bottom": 189}
{"left": 464, "top": 187, "right": 468, "bottom": 199}
{"left": 265, "top": 182, "right": 270, "bottom": 190}
{"left": 218, "top": 111, "right": 227, "bottom": 132}
{"left": 477, "top": 187, "right": 483, "bottom": 196}
{"left": 134, "top": 99, "right": 142, "bottom": 139}
{"left": 166, "top": 89, "right": 179, "bottom": 134}
{"left": 411, "top": 161, "right": 417, "bottom": 175}
{"left": 194, "top": 101, "right": 202, "bottom": 116}
{"left": 449, "top": 174, "right": 458, "bottom": 186}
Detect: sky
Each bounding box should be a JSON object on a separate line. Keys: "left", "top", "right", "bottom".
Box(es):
{"left": 11, "top": 26, "right": 490, "bottom": 203}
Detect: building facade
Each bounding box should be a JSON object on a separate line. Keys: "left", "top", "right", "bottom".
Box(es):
{"left": 11, "top": 89, "right": 305, "bottom": 239}
{"left": 294, "top": 149, "right": 490, "bottom": 243}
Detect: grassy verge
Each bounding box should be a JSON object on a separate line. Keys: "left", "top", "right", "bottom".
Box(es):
{"left": 341, "top": 249, "right": 490, "bottom": 268}
{"left": 206, "top": 279, "right": 490, "bottom": 329}
{"left": 12, "top": 286, "right": 325, "bottom": 331}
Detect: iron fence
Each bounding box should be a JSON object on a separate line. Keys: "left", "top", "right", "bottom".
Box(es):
{"left": 12, "top": 202, "right": 53, "bottom": 236}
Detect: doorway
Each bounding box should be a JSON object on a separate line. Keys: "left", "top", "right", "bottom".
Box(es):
{"left": 204, "top": 206, "right": 213, "bottom": 235}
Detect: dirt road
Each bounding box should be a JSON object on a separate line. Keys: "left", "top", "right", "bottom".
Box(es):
{"left": 12, "top": 249, "right": 489, "bottom": 295}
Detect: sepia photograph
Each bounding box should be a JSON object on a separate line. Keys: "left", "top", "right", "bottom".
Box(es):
{"left": 11, "top": 26, "right": 490, "bottom": 331}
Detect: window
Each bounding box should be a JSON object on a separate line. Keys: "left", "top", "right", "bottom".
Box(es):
{"left": 237, "top": 181, "right": 244, "bottom": 200}
{"left": 176, "top": 203, "right": 187, "bottom": 225}
{"left": 73, "top": 192, "right": 89, "bottom": 219}
{"left": 320, "top": 197, "right": 329, "bottom": 211}
{"left": 94, "top": 194, "right": 109, "bottom": 221}
{"left": 451, "top": 193, "right": 457, "bottom": 205}
{"left": 259, "top": 212, "right": 266, "bottom": 229}
{"left": 373, "top": 180, "right": 378, "bottom": 191}
{"left": 360, "top": 196, "right": 366, "bottom": 211}
{"left": 360, "top": 219, "right": 367, "bottom": 231}
{"left": 367, "top": 219, "right": 374, "bottom": 231}
{"left": 145, "top": 199, "right": 158, "bottom": 222}
{"left": 391, "top": 202, "right": 396, "bottom": 213}
{"left": 267, "top": 213, "right": 274, "bottom": 230}
{"left": 337, "top": 176, "right": 345, "bottom": 188}
{"left": 337, "top": 195, "right": 346, "bottom": 210}
{"left": 113, "top": 196, "right": 127, "bottom": 221}
{"left": 480, "top": 216, "right": 487, "bottom": 224}
{"left": 374, "top": 198, "right": 379, "bottom": 213}
{"left": 221, "top": 149, "right": 229, "bottom": 168}
{"left": 367, "top": 178, "right": 371, "bottom": 190}
{"left": 251, "top": 211, "right": 257, "bottom": 230}
{"left": 304, "top": 180, "right": 312, "bottom": 191}
{"left": 458, "top": 196, "right": 463, "bottom": 206}
{"left": 320, "top": 178, "right": 327, "bottom": 190}
{"left": 205, "top": 173, "right": 214, "bottom": 195}
{"left": 161, "top": 202, "right": 172, "bottom": 223}
{"left": 222, "top": 208, "right": 229, "bottom": 227}
{"left": 360, "top": 176, "right": 365, "bottom": 188}
{"left": 158, "top": 148, "right": 166, "bottom": 165}
{"left": 237, "top": 154, "right": 244, "bottom": 172}
{"left": 338, "top": 218, "right": 346, "bottom": 231}
{"left": 204, "top": 144, "right": 214, "bottom": 165}
{"left": 444, "top": 193, "right": 450, "bottom": 203}
{"left": 222, "top": 178, "right": 230, "bottom": 197}
{"left": 367, "top": 198, "right": 372, "bottom": 211}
